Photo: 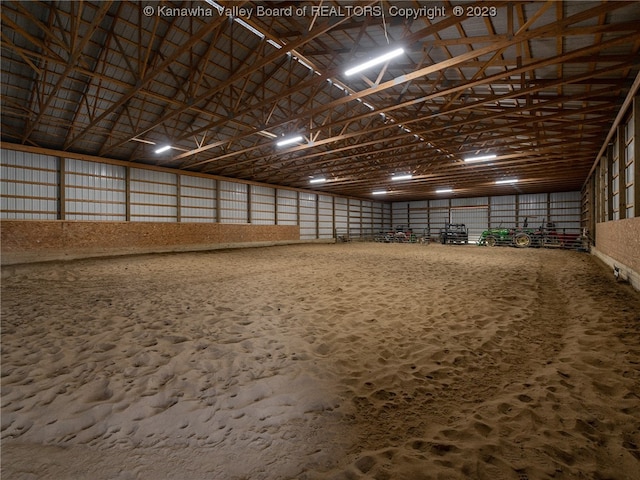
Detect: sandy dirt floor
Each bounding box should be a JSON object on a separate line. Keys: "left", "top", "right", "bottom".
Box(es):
{"left": 1, "top": 243, "right": 639, "bottom": 480}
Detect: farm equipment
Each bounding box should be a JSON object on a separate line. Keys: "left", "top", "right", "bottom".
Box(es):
{"left": 440, "top": 223, "right": 469, "bottom": 245}
{"left": 478, "top": 218, "right": 586, "bottom": 250}
{"left": 478, "top": 219, "right": 534, "bottom": 247}
{"left": 375, "top": 225, "right": 418, "bottom": 243}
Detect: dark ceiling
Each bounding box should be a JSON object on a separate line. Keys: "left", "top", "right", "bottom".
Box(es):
{"left": 2, "top": 1, "right": 640, "bottom": 201}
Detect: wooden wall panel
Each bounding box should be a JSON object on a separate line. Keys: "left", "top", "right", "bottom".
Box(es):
{"left": 1, "top": 220, "right": 301, "bottom": 265}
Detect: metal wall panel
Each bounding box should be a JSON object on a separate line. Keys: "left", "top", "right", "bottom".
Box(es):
{"left": 348, "top": 199, "right": 362, "bottom": 235}
{"left": 451, "top": 207, "right": 489, "bottom": 243}
{"left": 130, "top": 168, "right": 178, "bottom": 222}
{"left": 65, "top": 158, "right": 126, "bottom": 220}
{"left": 299, "top": 192, "right": 317, "bottom": 239}
{"left": 549, "top": 191, "right": 581, "bottom": 230}
{"left": 371, "top": 202, "right": 385, "bottom": 231}
{"left": 180, "top": 175, "right": 216, "bottom": 223}
{"left": 392, "top": 202, "right": 409, "bottom": 228}
{"left": 489, "top": 194, "right": 516, "bottom": 227}
{"left": 408, "top": 201, "right": 429, "bottom": 234}
{"left": 519, "top": 193, "right": 547, "bottom": 226}
{"left": 1, "top": 148, "right": 58, "bottom": 219}
{"left": 334, "top": 197, "right": 348, "bottom": 232}
{"left": 250, "top": 185, "right": 276, "bottom": 225}
{"left": 218, "top": 180, "right": 248, "bottom": 223}
{"left": 276, "top": 189, "right": 298, "bottom": 225}
{"left": 451, "top": 196, "right": 488, "bottom": 207}
{"left": 318, "top": 194, "right": 334, "bottom": 238}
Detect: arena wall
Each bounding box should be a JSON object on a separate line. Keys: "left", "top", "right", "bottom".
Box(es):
{"left": 592, "top": 217, "right": 640, "bottom": 290}
{"left": 0, "top": 220, "right": 301, "bottom": 265}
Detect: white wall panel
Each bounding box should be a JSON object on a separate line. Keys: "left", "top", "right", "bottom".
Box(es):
{"left": 489, "top": 194, "right": 516, "bottom": 227}
{"left": 348, "top": 199, "right": 362, "bottom": 234}
{"left": 299, "top": 192, "right": 317, "bottom": 239}
{"left": 250, "top": 185, "right": 276, "bottom": 225}
{"left": 549, "top": 191, "right": 581, "bottom": 230}
{"left": 276, "top": 189, "right": 298, "bottom": 225}
{"left": 392, "top": 202, "right": 409, "bottom": 228}
{"left": 180, "top": 175, "right": 216, "bottom": 222}
{"left": 519, "top": 193, "right": 547, "bottom": 225}
{"left": 451, "top": 207, "right": 489, "bottom": 244}
{"left": 334, "top": 197, "right": 348, "bottom": 232}
{"left": 318, "top": 195, "right": 334, "bottom": 238}
{"left": 130, "top": 168, "right": 177, "bottom": 222}
{"left": 65, "top": 159, "right": 126, "bottom": 220}
{"left": 1, "top": 149, "right": 58, "bottom": 219}
{"left": 219, "top": 181, "right": 248, "bottom": 223}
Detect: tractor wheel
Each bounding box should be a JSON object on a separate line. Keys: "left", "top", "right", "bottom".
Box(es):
{"left": 486, "top": 236, "right": 497, "bottom": 247}
{"left": 514, "top": 233, "right": 532, "bottom": 248}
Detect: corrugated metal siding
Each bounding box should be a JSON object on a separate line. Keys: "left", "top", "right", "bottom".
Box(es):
{"left": 299, "top": 192, "right": 317, "bottom": 239}
{"left": 180, "top": 175, "right": 216, "bottom": 223}
{"left": 371, "top": 202, "right": 386, "bottom": 231}
{"left": 250, "top": 185, "right": 275, "bottom": 225}
{"left": 218, "top": 181, "right": 248, "bottom": 223}
{"left": 490, "top": 194, "right": 516, "bottom": 227}
{"left": 451, "top": 206, "right": 488, "bottom": 244}
{"left": 348, "top": 199, "right": 361, "bottom": 236}
{"left": 1, "top": 149, "right": 58, "bottom": 219}
{"left": 334, "top": 197, "right": 348, "bottom": 233}
{"left": 130, "top": 168, "right": 177, "bottom": 222}
{"left": 391, "top": 202, "right": 409, "bottom": 228}
{"left": 550, "top": 191, "right": 581, "bottom": 230}
{"left": 318, "top": 194, "right": 334, "bottom": 238}
{"left": 65, "top": 158, "right": 126, "bottom": 220}
{"left": 276, "top": 189, "right": 297, "bottom": 225}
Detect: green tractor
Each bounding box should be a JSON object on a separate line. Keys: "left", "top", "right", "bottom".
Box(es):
{"left": 478, "top": 219, "right": 536, "bottom": 248}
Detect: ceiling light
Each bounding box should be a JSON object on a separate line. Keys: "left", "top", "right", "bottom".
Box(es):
{"left": 345, "top": 48, "right": 404, "bottom": 77}
{"left": 276, "top": 135, "right": 304, "bottom": 147}
{"left": 310, "top": 178, "right": 326, "bottom": 184}
{"left": 495, "top": 178, "right": 519, "bottom": 184}
{"left": 464, "top": 154, "right": 497, "bottom": 162}
{"left": 155, "top": 145, "right": 172, "bottom": 154}
{"left": 392, "top": 174, "right": 412, "bottom": 181}
{"left": 372, "top": 190, "right": 387, "bottom": 195}
{"left": 436, "top": 188, "right": 453, "bottom": 193}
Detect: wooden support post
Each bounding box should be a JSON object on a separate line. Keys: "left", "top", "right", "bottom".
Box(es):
{"left": 618, "top": 125, "right": 626, "bottom": 219}
{"left": 607, "top": 146, "right": 614, "bottom": 221}
{"left": 58, "top": 156, "right": 66, "bottom": 220}
{"left": 215, "top": 179, "right": 220, "bottom": 223}
{"left": 634, "top": 97, "right": 640, "bottom": 218}
{"left": 176, "top": 174, "right": 182, "bottom": 223}
{"left": 125, "top": 166, "right": 131, "bottom": 222}
{"left": 247, "top": 184, "right": 252, "bottom": 224}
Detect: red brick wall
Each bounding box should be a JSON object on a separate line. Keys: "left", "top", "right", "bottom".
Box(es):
{"left": 1, "top": 220, "right": 301, "bottom": 265}
{"left": 595, "top": 217, "right": 640, "bottom": 274}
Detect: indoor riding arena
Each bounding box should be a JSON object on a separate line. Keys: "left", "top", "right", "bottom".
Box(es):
{"left": 1, "top": 2, "right": 639, "bottom": 480}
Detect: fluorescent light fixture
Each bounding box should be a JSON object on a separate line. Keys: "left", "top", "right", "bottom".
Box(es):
{"left": 310, "top": 178, "right": 326, "bottom": 184}
{"left": 436, "top": 188, "right": 453, "bottom": 193}
{"left": 372, "top": 190, "right": 387, "bottom": 195}
{"left": 276, "top": 135, "right": 303, "bottom": 147}
{"left": 345, "top": 48, "right": 404, "bottom": 76}
{"left": 464, "top": 154, "right": 497, "bottom": 162}
{"left": 155, "top": 145, "right": 172, "bottom": 154}
{"left": 392, "top": 174, "right": 412, "bottom": 181}
{"left": 495, "top": 178, "right": 519, "bottom": 184}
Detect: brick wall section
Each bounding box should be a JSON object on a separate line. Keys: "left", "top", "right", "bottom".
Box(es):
{"left": 595, "top": 217, "right": 640, "bottom": 275}
{"left": 1, "top": 220, "right": 301, "bottom": 265}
